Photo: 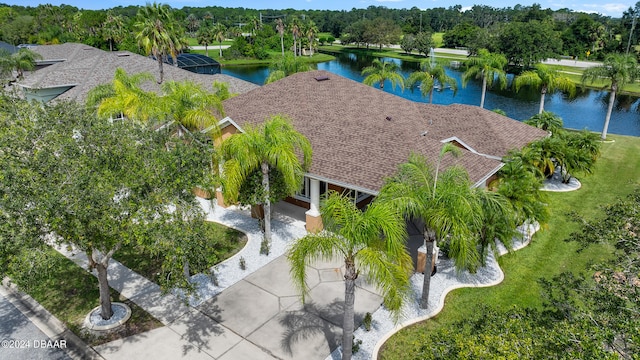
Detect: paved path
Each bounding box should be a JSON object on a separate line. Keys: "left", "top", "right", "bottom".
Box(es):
{"left": 51, "top": 201, "right": 383, "bottom": 360}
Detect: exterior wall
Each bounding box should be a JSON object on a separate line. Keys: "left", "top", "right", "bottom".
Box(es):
{"left": 284, "top": 196, "right": 311, "bottom": 210}
{"left": 215, "top": 124, "right": 239, "bottom": 146}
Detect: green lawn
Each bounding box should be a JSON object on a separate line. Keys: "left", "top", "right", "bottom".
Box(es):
{"left": 115, "top": 221, "right": 246, "bottom": 283}
{"left": 189, "top": 49, "right": 335, "bottom": 66}
{"left": 379, "top": 134, "right": 640, "bottom": 359}
{"left": 6, "top": 247, "right": 163, "bottom": 346}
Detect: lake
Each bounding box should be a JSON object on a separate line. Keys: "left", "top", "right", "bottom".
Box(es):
{"left": 222, "top": 52, "right": 640, "bottom": 137}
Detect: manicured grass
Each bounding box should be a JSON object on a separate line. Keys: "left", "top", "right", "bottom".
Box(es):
{"left": 115, "top": 221, "right": 247, "bottom": 283}
{"left": 186, "top": 37, "right": 233, "bottom": 46}
{"left": 379, "top": 134, "right": 640, "bottom": 359}
{"left": 190, "top": 49, "right": 335, "bottom": 66}
{"left": 6, "top": 247, "right": 162, "bottom": 346}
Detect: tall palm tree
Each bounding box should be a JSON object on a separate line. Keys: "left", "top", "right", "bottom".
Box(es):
{"left": 515, "top": 63, "right": 576, "bottom": 114}
{"left": 290, "top": 17, "right": 301, "bottom": 57}
{"left": 264, "top": 53, "right": 312, "bottom": 84}
{"left": 306, "top": 20, "right": 318, "bottom": 56}
{"left": 196, "top": 25, "right": 214, "bottom": 57}
{"left": 377, "top": 145, "right": 484, "bottom": 309}
{"left": 212, "top": 23, "right": 227, "bottom": 58}
{"left": 102, "top": 11, "right": 125, "bottom": 52}
{"left": 220, "top": 115, "right": 312, "bottom": 247}
{"left": 288, "top": 192, "right": 412, "bottom": 360}
{"left": 160, "top": 80, "right": 224, "bottom": 136}
{"left": 134, "top": 2, "right": 184, "bottom": 84}
{"left": 406, "top": 59, "right": 458, "bottom": 103}
{"left": 462, "top": 49, "right": 507, "bottom": 109}
{"left": 275, "top": 18, "right": 285, "bottom": 56}
{"left": 582, "top": 53, "right": 639, "bottom": 140}
{"left": 361, "top": 59, "right": 405, "bottom": 91}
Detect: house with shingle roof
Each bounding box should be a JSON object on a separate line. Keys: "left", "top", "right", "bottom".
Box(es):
{"left": 219, "top": 70, "right": 548, "bottom": 231}
{"left": 17, "top": 43, "right": 258, "bottom": 103}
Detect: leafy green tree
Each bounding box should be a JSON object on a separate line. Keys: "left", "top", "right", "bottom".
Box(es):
{"left": 134, "top": 2, "right": 185, "bottom": 84}
{"left": 264, "top": 53, "right": 312, "bottom": 84}
{"left": 378, "top": 146, "right": 486, "bottom": 309}
{"left": 414, "top": 31, "right": 434, "bottom": 56}
{"left": 497, "top": 20, "right": 562, "bottom": 67}
{"left": 462, "top": 48, "right": 507, "bottom": 108}
{"left": 288, "top": 192, "right": 412, "bottom": 360}
{"left": 0, "top": 99, "right": 211, "bottom": 320}
{"left": 443, "top": 22, "right": 480, "bottom": 48}
{"left": 361, "top": 59, "right": 405, "bottom": 91}
{"left": 407, "top": 59, "right": 458, "bottom": 103}
{"left": 515, "top": 64, "right": 576, "bottom": 114}
{"left": 582, "top": 53, "right": 640, "bottom": 140}
{"left": 220, "top": 115, "right": 312, "bottom": 248}
{"left": 400, "top": 34, "right": 415, "bottom": 54}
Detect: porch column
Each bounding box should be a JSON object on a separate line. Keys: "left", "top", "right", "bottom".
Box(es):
{"left": 305, "top": 178, "right": 323, "bottom": 233}
{"left": 216, "top": 162, "right": 228, "bottom": 208}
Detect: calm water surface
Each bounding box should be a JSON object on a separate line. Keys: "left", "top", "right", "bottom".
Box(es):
{"left": 223, "top": 52, "right": 640, "bottom": 137}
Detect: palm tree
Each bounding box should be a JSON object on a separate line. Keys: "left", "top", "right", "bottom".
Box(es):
{"left": 287, "top": 192, "right": 412, "bottom": 360}
{"left": 196, "top": 26, "right": 214, "bottom": 57}
{"left": 515, "top": 63, "right": 576, "bottom": 114}
{"left": 160, "top": 80, "right": 224, "bottom": 135}
{"left": 10, "top": 48, "right": 43, "bottom": 79}
{"left": 212, "top": 23, "right": 227, "bottom": 58}
{"left": 220, "top": 115, "right": 312, "bottom": 248}
{"left": 275, "top": 18, "right": 285, "bottom": 56}
{"left": 361, "top": 59, "right": 405, "bottom": 91}
{"left": 88, "top": 68, "right": 159, "bottom": 123}
{"left": 264, "top": 53, "right": 312, "bottom": 84}
{"left": 290, "top": 17, "right": 301, "bottom": 57}
{"left": 134, "top": 2, "right": 184, "bottom": 84}
{"left": 524, "top": 111, "right": 564, "bottom": 134}
{"left": 462, "top": 49, "right": 507, "bottom": 109}
{"left": 582, "top": 53, "right": 639, "bottom": 140}
{"left": 101, "top": 11, "right": 125, "bottom": 52}
{"left": 377, "top": 145, "right": 484, "bottom": 309}
{"left": 406, "top": 59, "right": 458, "bottom": 103}
{"left": 306, "top": 20, "right": 318, "bottom": 56}
{"left": 497, "top": 151, "right": 550, "bottom": 227}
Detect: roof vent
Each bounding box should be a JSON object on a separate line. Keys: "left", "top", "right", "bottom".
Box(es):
{"left": 421, "top": 131, "right": 428, "bottom": 136}
{"left": 314, "top": 75, "right": 330, "bottom": 81}
{"left": 385, "top": 116, "right": 392, "bottom": 121}
{"left": 116, "top": 53, "right": 130, "bottom": 57}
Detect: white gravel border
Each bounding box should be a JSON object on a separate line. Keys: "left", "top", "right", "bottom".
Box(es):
{"left": 327, "top": 222, "right": 540, "bottom": 360}
{"left": 179, "top": 198, "right": 308, "bottom": 307}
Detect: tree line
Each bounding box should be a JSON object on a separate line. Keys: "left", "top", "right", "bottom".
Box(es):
{"left": 2, "top": 2, "right": 640, "bottom": 61}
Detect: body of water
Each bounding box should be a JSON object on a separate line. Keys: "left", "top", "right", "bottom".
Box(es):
{"left": 223, "top": 52, "right": 640, "bottom": 137}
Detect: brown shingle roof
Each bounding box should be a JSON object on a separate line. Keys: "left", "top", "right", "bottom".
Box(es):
{"left": 222, "top": 70, "right": 547, "bottom": 193}
{"left": 19, "top": 43, "right": 258, "bottom": 103}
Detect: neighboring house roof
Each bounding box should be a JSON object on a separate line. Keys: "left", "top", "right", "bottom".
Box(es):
{"left": 0, "top": 41, "right": 17, "bottom": 54}
{"left": 222, "top": 70, "right": 548, "bottom": 193}
{"left": 18, "top": 43, "right": 258, "bottom": 103}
